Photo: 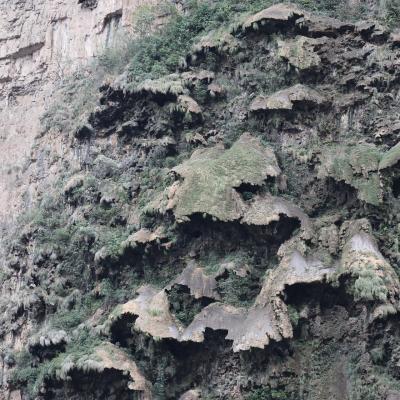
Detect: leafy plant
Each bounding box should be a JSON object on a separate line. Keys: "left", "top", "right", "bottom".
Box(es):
{"left": 352, "top": 263, "right": 389, "bottom": 302}
{"left": 287, "top": 304, "right": 300, "bottom": 327}
{"left": 49, "top": 295, "right": 100, "bottom": 331}
{"left": 246, "top": 387, "right": 288, "bottom": 400}
{"left": 384, "top": 0, "right": 400, "bottom": 29}
{"left": 11, "top": 331, "right": 102, "bottom": 397}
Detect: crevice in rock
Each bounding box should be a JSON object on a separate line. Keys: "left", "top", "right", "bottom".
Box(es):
{"left": 42, "top": 369, "right": 133, "bottom": 400}
{"left": 178, "top": 213, "right": 300, "bottom": 252}
{"left": 29, "top": 343, "right": 66, "bottom": 363}
{"left": 215, "top": 268, "right": 262, "bottom": 308}
{"left": 168, "top": 285, "right": 214, "bottom": 326}
{"left": 78, "top": 0, "right": 98, "bottom": 9}
{"left": 110, "top": 314, "right": 138, "bottom": 348}
{"left": 285, "top": 280, "right": 354, "bottom": 310}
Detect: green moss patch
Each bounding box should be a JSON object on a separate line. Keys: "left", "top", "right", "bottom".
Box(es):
{"left": 379, "top": 142, "right": 400, "bottom": 170}
{"left": 318, "top": 143, "right": 383, "bottom": 205}
{"left": 170, "top": 133, "right": 281, "bottom": 221}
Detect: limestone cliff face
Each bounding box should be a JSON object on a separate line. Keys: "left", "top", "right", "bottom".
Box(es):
{"left": 0, "top": 1, "right": 160, "bottom": 395}
{"left": 0, "top": 0, "right": 161, "bottom": 239}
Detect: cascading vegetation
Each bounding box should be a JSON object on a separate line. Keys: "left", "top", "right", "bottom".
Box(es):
{"left": 7, "top": 0, "right": 400, "bottom": 398}
{"left": 41, "top": 0, "right": 399, "bottom": 137}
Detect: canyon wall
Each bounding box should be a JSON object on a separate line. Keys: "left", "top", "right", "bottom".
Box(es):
{"left": 0, "top": 0, "right": 163, "bottom": 238}
{"left": 1, "top": 1, "right": 400, "bottom": 399}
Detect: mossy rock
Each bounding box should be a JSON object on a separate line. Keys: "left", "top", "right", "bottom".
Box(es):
{"left": 277, "top": 36, "right": 322, "bottom": 71}
{"left": 339, "top": 231, "right": 400, "bottom": 305}
{"left": 241, "top": 3, "right": 304, "bottom": 31}
{"left": 169, "top": 133, "right": 281, "bottom": 222}
{"left": 318, "top": 143, "right": 383, "bottom": 205}
{"left": 192, "top": 28, "right": 241, "bottom": 55}
{"left": 379, "top": 142, "right": 400, "bottom": 170}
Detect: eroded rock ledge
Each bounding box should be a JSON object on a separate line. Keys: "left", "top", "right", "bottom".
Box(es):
{"left": 3, "top": 1, "right": 400, "bottom": 399}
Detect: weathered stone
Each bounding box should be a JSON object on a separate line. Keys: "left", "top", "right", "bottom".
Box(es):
{"left": 216, "top": 260, "right": 253, "bottom": 279}
{"left": 182, "top": 302, "right": 282, "bottom": 352}
{"left": 192, "top": 30, "right": 241, "bottom": 55}
{"left": 8, "top": 391, "right": 22, "bottom": 400}
{"left": 177, "top": 95, "right": 202, "bottom": 115}
{"left": 241, "top": 194, "right": 310, "bottom": 229}
{"left": 169, "top": 261, "right": 220, "bottom": 300}
{"left": 278, "top": 36, "right": 322, "bottom": 70}
{"left": 338, "top": 228, "right": 400, "bottom": 307}
{"left": 0, "top": 0, "right": 164, "bottom": 231}
{"left": 123, "top": 227, "right": 166, "bottom": 249}
{"left": 319, "top": 224, "right": 340, "bottom": 255}
{"left": 180, "top": 244, "right": 333, "bottom": 352}
{"left": 241, "top": 3, "right": 303, "bottom": 31}
{"left": 387, "top": 390, "right": 400, "bottom": 400}
{"left": 261, "top": 247, "right": 335, "bottom": 338}
{"left": 182, "top": 70, "right": 215, "bottom": 84}
{"left": 265, "top": 250, "right": 334, "bottom": 297}
{"left": 374, "top": 122, "right": 400, "bottom": 139}
{"left": 185, "top": 132, "right": 207, "bottom": 145}
{"left": 318, "top": 143, "right": 383, "bottom": 205}
{"left": 3, "top": 1, "right": 400, "bottom": 398}
{"left": 49, "top": 342, "right": 152, "bottom": 398}
{"left": 250, "top": 84, "right": 327, "bottom": 112}
{"left": 297, "top": 13, "right": 354, "bottom": 37}
{"left": 94, "top": 343, "right": 152, "bottom": 396}
{"left": 168, "top": 133, "right": 281, "bottom": 222}
{"left": 390, "top": 30, "right": 400, "bottom": 46}
{"left": 78, "top": 0, "right": 98, "bottom": 10}
{"left": 108, "top": 244, "right": 336, "bottom": 353}
{"left": 207, "top": 83, "right": 225, "bottom": 97}
{"left": 356, "top": 20, "right": 389, "bottom": 43}
{"left": 111, "top": 286, "right": 183, "bottom": 340}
